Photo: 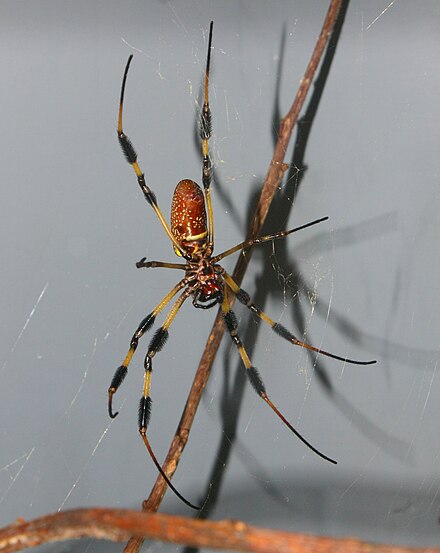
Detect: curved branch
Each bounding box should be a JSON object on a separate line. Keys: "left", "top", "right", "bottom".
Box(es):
{"left": 1, "top": 508, "right": 438, "bottom": 553}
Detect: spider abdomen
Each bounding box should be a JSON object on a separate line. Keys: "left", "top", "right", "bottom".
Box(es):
{"left": 171, "top": 179, "right": 208, "bottom": 257}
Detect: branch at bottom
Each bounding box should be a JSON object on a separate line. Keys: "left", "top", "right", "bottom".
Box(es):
{"left": 0, "top": 508, "right": 438, "bottom": 553}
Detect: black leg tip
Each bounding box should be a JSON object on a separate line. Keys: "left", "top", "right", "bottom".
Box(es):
{"left": 108, "top": 399, "right": 119, "bottom": 419}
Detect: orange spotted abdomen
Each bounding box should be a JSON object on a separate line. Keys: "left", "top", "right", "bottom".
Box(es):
{"left": 171, "top": 179, "right": 208, "bottom": 256}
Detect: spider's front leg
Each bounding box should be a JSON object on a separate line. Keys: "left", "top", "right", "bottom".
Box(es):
{"left": 107, "top": 280, "right": 186, "bottom": 418}
{"left": 137, "top": 288, "right": 191, "bottom": 430}
{"left": 222, "top": 272, "right": 376, "bottom": 366}
{"left": 109, "top": 284, "right": 199, "bottom": 509}
{"left": 220, "top": 287, "right": 336, "bottom": 464}
{"left": 135, "top": 288, "right": 200, "bottom": 510}
{"left": 137, "top": 327, "right": 169, "bottom": 433}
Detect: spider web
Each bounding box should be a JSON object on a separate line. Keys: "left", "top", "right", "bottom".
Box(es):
{"left": 1, "top": 3, "right": 440, "bottom": 552}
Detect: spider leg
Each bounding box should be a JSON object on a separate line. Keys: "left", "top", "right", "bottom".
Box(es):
{"left": 117, "top": 56, "right": 188, "bottom": 258}
{"left": 108, "top": 279, "right": 187, "bottom": 419}
{"left": 220, "top": 289, "right": 336, "bottom": 464}
{"left": 200, "top": 21, "right": 214, "bottom": 254}
{"left": 140, "top": 428, "right": 200, "bottom": 510}
{"left": 213, "top": 216, "right": 328, "bottom": 263}
{"left": 136, "top": 258, "right": 186, "bottom": 270}
{"left": 137, "top": 288, "right": 200, "bottom": 510}
{"left": 222, "top": 271, "right": 377, "bottom": 366}
{"left": 138, "top": 288, "right": 191, "bottom": 428}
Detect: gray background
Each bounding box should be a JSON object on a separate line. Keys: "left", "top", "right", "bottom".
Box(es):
{"left": 1, "top": 1, "right": 440, "bottom": 552}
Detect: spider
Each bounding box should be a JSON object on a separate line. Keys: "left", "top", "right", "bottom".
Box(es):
{"left": 108, "top": 22, "right": 376, "bottom": 510}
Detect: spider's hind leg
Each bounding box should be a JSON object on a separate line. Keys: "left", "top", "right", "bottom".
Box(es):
{"left": 220, "top": 289, "right": 336, "bottom": 464}
{"left": 200, "top": 21, "right": 214, "bottom": 254}
{"left": 117, "top": 55, "right": 187, "bottom": 258}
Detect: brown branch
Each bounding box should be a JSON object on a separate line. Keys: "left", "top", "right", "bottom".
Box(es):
{"left": 141, "top": 0, "right": 342, "bottom": 510}
{"left": 1, "top": 6, "right": 424, "bottom": 553}
{"left": 1, "top": 508, "right": 439, "bottom": 553}
{"left": 122, "top": 2, "right": 344, "bottom": 551}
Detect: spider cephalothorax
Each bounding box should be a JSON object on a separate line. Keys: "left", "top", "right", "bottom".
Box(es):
{"left": 188, "top": 258, "right": 224, "bottom": 309}
{"left": 108, "top": 21, "right": 376, "bottom": 510}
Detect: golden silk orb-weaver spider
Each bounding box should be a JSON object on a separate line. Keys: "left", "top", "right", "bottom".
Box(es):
{"left": 108, "top": 22, "right": 377, "bottom": 510}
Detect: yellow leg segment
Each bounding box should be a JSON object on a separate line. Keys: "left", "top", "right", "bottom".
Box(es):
{"left": 220, "top": 279, "right": 337, "bottom": 464}
{"left": 117, "top": 55, "right": 187, "bottom": 257}
{"left": 213, "top": 217, "right": 328, "bottom": 263}
{"left": 108, "top": 279, "right": 186, "bottom": 419}
{"left": 200, "top": 22, "right": 214, "bottom": 254}
{"left": 222, "top": 271, "right": 376, "bottom": 366}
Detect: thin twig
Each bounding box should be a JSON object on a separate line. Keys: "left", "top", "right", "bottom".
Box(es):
{"left": 0, "top": 5, "right": 420, "bottom": 553}
{"left": 123, "top": 3, "right": 343, "bottom": 551}
{"left": 1, "top": 508, "right": 439, "bottom": 553}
